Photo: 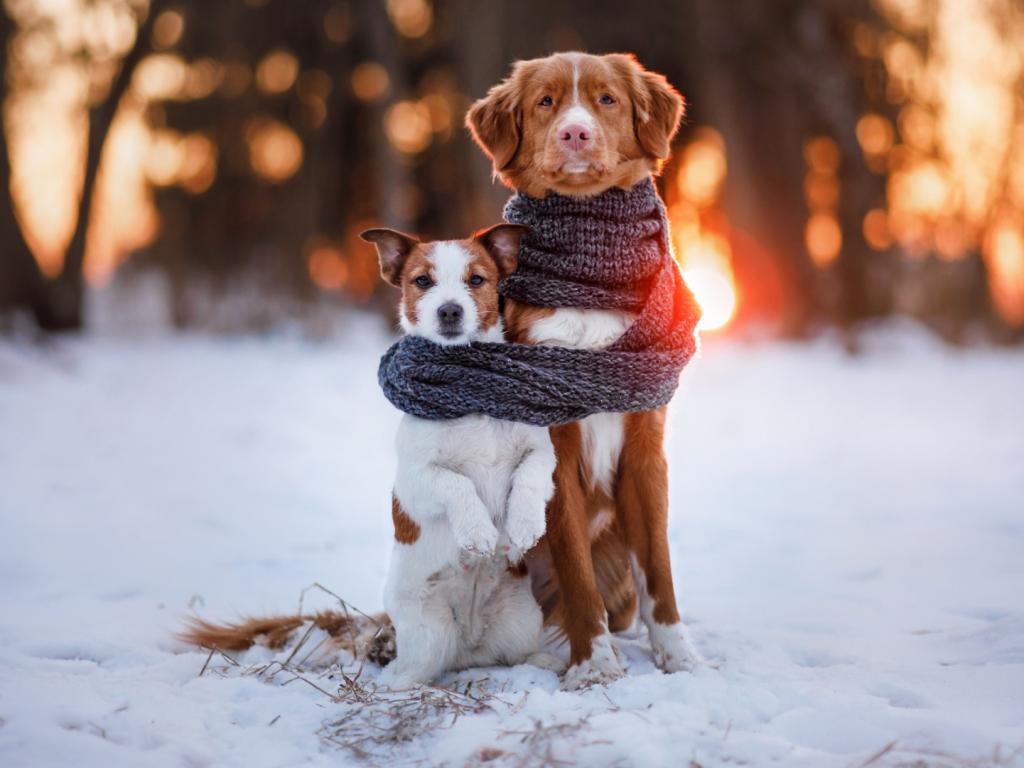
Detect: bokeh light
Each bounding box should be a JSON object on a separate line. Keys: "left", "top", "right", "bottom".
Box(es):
{"left": 804, "top": 136, "right": 843, "bottom": 267}
{"left": 152, "top": 9, "right": 184, "bottom": 50}
{"left": 256, "top": 49, "right": 299, "bottom": 95}
{"left": 856, "top": 113, "right": 895, "bottom": 157}
{"left": 676, "top": 129, "right": 726, "bottom": 207}
{"left": 805, "top": 172, "right": 840, "bottom": 210}
{"left": 387, "top": 0, "right": 433, "bottom": 38}
{"left": 134, "top": 54, "right": 187, "bottom": 100}
{"left": 351, "top": 62, "right": 390, "bottom": 102}
{"left": 806, "top": 214, "right": 842, "bottom": 266}
{"left": 804, "top": 137, "right": 840, "bottom": 174}
{"left": 863, "top": 208, "right": 893, "bottom": 251}
{"left": 985, "top": 222, "right": 1024, "bottom": 326}
{"left": 308, "top": 243, "right": 349, "bottom": 291}
{"left": 323, "top": 3, "right": 352, "bottom": 44}
{"left": 384, "top": 100, "right": 432, "bottom": 154}
{"left": 245, "top": 118, "right": 304, "bottom": 182}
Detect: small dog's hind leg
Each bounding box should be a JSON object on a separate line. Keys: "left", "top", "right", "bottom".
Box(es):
{"left": 381, "top": 597, "right": 458, "bottom": 688}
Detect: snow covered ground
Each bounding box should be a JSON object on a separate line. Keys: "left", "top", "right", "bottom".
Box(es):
{"left": 1, "top": 318, "right": 1022, "bottom": 767}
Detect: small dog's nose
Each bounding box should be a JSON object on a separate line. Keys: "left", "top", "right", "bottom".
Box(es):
{"left": 559, "top": 123, "right": 591, "bottom": 152}
{"left": 437, "top": 303, "right": 464, "bottom": 324}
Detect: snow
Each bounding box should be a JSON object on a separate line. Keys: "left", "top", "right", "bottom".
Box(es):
{"left": 1, "top": 319, "right": 1022, "bottom": 767}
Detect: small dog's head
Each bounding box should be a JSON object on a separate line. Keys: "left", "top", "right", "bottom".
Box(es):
{"left": 361, "top": 224, "right": 528, "bottom": 345}
{"left": 467, "top": 52, "right": 684, "bottom": 198}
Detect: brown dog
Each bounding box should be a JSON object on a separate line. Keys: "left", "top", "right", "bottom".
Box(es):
{"left": 467, "top": 52, "right": 701, "bottom": 688}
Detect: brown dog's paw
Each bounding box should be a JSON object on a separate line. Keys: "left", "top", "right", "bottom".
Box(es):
{"left": 649, "top": 622, "right": 702, "bottom": 673}
{"left": 561, "top": 634, "right": 624, "bottom": 690}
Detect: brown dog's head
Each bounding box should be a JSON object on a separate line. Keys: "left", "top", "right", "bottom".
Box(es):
{"left": 467, "top": 52, "right": 684, "bottom": 198}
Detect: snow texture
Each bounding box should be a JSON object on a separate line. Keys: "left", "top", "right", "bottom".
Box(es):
{"left": 1, "top": 319, "right": 1022, "bottom": 767}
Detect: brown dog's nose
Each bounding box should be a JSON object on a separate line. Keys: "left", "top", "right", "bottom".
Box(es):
{"left": 559, "top": 124, "right": 591, "bottom": 152}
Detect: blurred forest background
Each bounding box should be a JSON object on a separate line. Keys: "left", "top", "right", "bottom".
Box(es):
{"left": 1, "top": 0, "right": 1023, "bottom": 343}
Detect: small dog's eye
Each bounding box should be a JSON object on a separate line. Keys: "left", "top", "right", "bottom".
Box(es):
{"left": 538, "top": 95, "right": 553, "bottom": 107}
{"left": 413, "top": 275, "right": 433, "bottom": 289}
{"left": 599, "top": 93, "right": 616, "bottom": 105}
{"left": 468, "top": 275, "right": 485, "bottom": 287}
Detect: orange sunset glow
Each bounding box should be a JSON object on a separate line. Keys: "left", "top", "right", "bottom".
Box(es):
{"left": 2, "top": 0, "right": 1021, "bottom": 338}
{"left": 669, "top": 127, "right": 738, "bottom": 332}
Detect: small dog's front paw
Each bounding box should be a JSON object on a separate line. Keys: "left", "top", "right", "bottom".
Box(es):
{"left": 454, "top": 519, "right": 499, "bottom": 566}
{"left": 504, "top": 506, "right": 546, "bottom": 560}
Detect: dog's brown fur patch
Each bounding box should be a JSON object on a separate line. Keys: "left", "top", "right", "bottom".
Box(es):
{"left": 397, "top": 243, "right": 437, "bottom": 327}
{"left": 391, "top": 494, "right": 421, "bottom": 544}
{"left": 462, "top": 240, "right": 503, "bottom": 332}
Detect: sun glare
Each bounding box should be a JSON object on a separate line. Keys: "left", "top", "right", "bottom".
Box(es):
{"left": 684, "top": 264, "right": 737, "bottom": 332}
{"left": 670, "top": 127, "right": 738, "bottom": 333}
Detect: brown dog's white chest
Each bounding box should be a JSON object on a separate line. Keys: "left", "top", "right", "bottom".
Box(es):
{"left": 528, "top": 307, "right": 635, "bottom": 493}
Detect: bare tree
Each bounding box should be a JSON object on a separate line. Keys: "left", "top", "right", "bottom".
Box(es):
{"left": 0, "top": 0, "right": 163, "bottom": 331}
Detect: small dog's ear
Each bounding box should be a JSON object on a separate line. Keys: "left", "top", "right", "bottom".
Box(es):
{"left": 466, "top": 62, "right": 532, "bottom": 173}
{"left": 360, "top": 228, "right": 420, "bottom": 287}
{"left": 474, "top": 223, "right": 529, "bottom": 277}
{"left": 607, "top": 53, "right": 685, "bottom": 161}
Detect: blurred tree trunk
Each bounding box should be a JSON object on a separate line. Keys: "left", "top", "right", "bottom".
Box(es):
{"left": 682, "top": 0, "right": 815, "bottom": 337}
{"left": 0, "top": 1, "right": 161, "bottom": 332}
{"left": 0, "top": 6, "right": 50, "bottom": 328}
{"left": 55, "top": 0, "right": 166, "bottom": 328}
{"left": 0, "top": 132, "right": 55, "bottom": 329}
{"left": 797, "top": 0, "right": 886, "bottom": 348}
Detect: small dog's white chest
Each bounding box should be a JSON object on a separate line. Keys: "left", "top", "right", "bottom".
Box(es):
{"left": 528, "top": 307, "right": 633, "bottom": 492}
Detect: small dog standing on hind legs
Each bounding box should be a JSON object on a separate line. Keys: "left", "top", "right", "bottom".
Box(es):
{"left": 364, "top": 223, "right": 555, "bottom": 687}
{"left": 181, "top": 224, "right": 556, "bottom": 688}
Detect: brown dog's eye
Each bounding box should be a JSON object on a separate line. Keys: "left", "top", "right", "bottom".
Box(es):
{"left": 538, "top": 95, "right": 553, "bottom": 108}
{"left": 599, "top": 93, "right": 616, "bottom": 105}
{"left": 413, "top": 275, "right": 433, "bottom": 289}
{"left": 468, "top": 275, "right": 485, "bottom": 287}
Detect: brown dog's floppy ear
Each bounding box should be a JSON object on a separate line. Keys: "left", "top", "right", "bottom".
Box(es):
{"left": 474, "top": 223, "right": 529, "bottom": 277}
{"left": 637, "top": 68, "right": 685, "bottom": 159}
{"left": 466, "top": 66, "right": 525, "bottom": 172}
{"left": 359, "top": 228, "right": 420, "bottom": 287}
{"left": 608, "top": 53, "right": 685, "bottom": 161}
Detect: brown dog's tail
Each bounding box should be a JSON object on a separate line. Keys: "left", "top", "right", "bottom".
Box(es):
{"left": 178, "top": 611, "right": 396, "bottom": 666}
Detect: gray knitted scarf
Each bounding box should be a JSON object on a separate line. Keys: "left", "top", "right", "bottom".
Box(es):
{"left": 377, "top": 178, "right": 701, "bottom": 426}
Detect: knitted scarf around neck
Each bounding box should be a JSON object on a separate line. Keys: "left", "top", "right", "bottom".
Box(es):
{"left": 377, "top": 178, "right": 702, "bottom": 426}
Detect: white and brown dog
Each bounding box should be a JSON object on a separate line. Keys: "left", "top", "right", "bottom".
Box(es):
{"left": 467, "top": 52, "right": 702, "bottom": 688}
{"left": 361, "top": 224, "right": 556, "bottom": 688}
{"left": 179, "top": 226, "right": 555, "bottom": 687}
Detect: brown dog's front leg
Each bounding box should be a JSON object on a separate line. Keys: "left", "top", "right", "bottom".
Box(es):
{"left": 616, "top": 409, "right": 701, "bottom": 673}
{"left": 547, "top": 423, "right": 625, "bottom": 688}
